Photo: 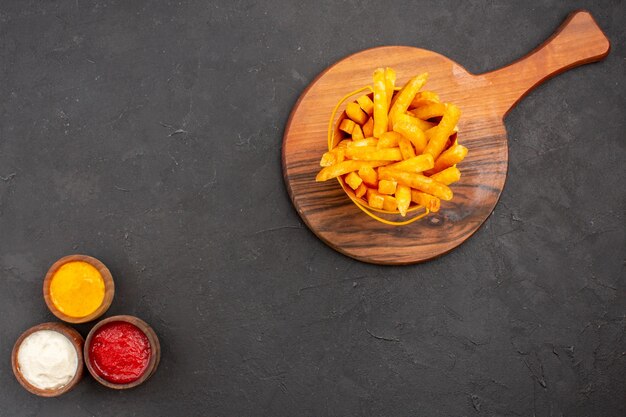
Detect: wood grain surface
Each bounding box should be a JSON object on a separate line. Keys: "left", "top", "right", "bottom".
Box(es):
{"left": 43, "top": 254, "right": 115, "bottom": 323}
{"left": 11, "top": 322, "right": 84, "bottom": 397}
{"left": 84, "top": 315, "right": 161, "bottom": 390}
{"left": 282, "top": 10, "right": 609, "bottom": 264}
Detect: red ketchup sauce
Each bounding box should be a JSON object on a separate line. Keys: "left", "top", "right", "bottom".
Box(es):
{"left": 89, "top": 321, "right": 151, "bottom": 384}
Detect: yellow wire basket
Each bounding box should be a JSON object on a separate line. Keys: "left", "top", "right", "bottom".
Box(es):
{"left": 328, "top": 85, "right": 430, "bottom": 226}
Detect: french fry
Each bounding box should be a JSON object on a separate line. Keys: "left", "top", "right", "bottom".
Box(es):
{"left": 316, "top": 160, "right": 389, "bottom": 182}
{"left": 385, "top": 154, "right": 434, "bottom": 172}
{"left": 319, "top": 148, "right": 345, "bottom": 167}
{"left": 400, "top": 113, "right": 436, "bottom": 131}
{"left": 388, "top": 73, "right": 428, "bottom": 129}
{"left": 366, "top": 188, "right": 385, "bottom": 209}
{"left": 410, "top": 91, "right": 440, "bottom": 108}
{"left": 411, "top": 190, "right": 441, "bottom": 212}
{"left": 423, "top": 104, "right": 461, "bottom": 160}
{"left": 352, "top": 124, "right": 364, "bottom": 141}
{"left": 384, "top": 67, "right": 396, "bottom": 109}
{"left": 317, "top": 67, "right": 466, "bottom": 219}
{"left": 357, "top": 95, "right": 374, "bottom": 116}
{"left": 383, "top": 195, "right": 397, "bottom": 211}
{"left": 393, "top": 118, "right": 427, "bottom": 153}
{"left": 395, "top": 184, "right": 411, "bottom": 216}
{"left": 346, "top": 102, "right": 368, "bottom": 125}
{"left": 378, "top": 179, "right": 397, "bottom": 195}
{"left": 339, "top": 119, "right": 355, "bottom": 134}
{"left": 429, "top": 143, "right": 468, "bottom": 174}
{"left": 358, "top": 166, "right": 378, "bottom": 187}
{"left": 411, "top": 102, "right": 447, "bottom": 120}
{"left": 362, "top": 117, "right": 374, "bottom": 137}
{"left": 346, "top": 146, "right": 402, "bottom": 161}
{"left": 372, "top": 68, "right": 389, "bottom": 138}
{"left": 377, "top": 131, "right": 403, "bottom": 149}
{"left": 355, "top": 183, "right": 367, "bottom": 198}
{"left": 378, "top": 168, "right": 453, "bottom": 200}
{"left": 347, "top": 137, "right": 378, "bottom": 148}
{"left": 398, "top": 138, "right": 416, "bottom": 160}
{"left": 429, "top": 166, "right": 461, "bottom": 185}
{"left": 345, "top": 171, "right": 363, "bottom": 190}
{"left": 336, "top": 139, "right": 351, "bottom": 149}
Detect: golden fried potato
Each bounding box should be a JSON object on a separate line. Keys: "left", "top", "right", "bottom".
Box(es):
{"left": 352, "top": 124, "right": 364, "bottom": 141}
{"left": 429, "top": 143, "right": 468, "bottom": 173}
{"left": 411, "top": 102, "right": 447, "bottom": 120}
{"left": 378, "top": 179, "right": 397, "bottom": 195}
{"left": 377, "top": 131, "right": 403, "bottom": 149}
{"left": 319, "top": 148, "right": 345, "bottom": 167}
{"left": 357, "top": 95, "right": 374, "bottom": 115}
{"left": 384, "top": 67, "right": 396, "bottom": 108}
{"left": 358, "top": 166, "right": 378, "bottom": 187}
{"left": 378, "top": 168, "right": 453, "bottom": 200}
{"left": 385, "top": 154, "right": 434, "bottom": 173}
{"left": 410, "top": 91, "right": 440, "bottom": 108}
{"left": 348, "top": 137, "right": 378, "bottom": 148}
{"left": 395, "top": 184, "right": 411, "bottom": 216}
{"left": 345, "top": 171, "right": 363, "bottom": 190}
{"left": 355, "top": 183, "right": 367, "bottom": 198}
{"left": 388, "top": 73, "right": 428, "bottom": 129}
{"left": 372, "top": 68, "right": 389, "bottom": 138}
{"left": 398, "top": 138, "right": 416, "bottom": 160}
{"left": 429, "top": 166, "right": 461, "bottom": 185}
{"left": 346, "top": 102, "right": 368, "bottom": 125}
{"left": 339, "top": 119, "right": 356, "bottom": 134}
{"left": 316, "top": 160, "right": 389, "bottom": 182}
{"left": 383, "top": 195, "right": 397, "bottom": 211}
{"left": 362, "top": 117, "right": 374, "bottom": 137}
{"left": 346, "top": 146, "right": 402, "bottom": 161}
{"left": 393, "top": 118, "right": 427, "bottom": 153}
{"left": 423, "top": 104, "right": 461, "bottom": 160}
{"left": 366, "top": 188, "right": 385, "bottom": 209}
{"left": 411, "top": 190, "right": 441, "bottom": 212}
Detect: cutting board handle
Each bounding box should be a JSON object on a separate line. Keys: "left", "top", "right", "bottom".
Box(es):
{"left": 478, "top": 10, "right": 610, "bottom": 117}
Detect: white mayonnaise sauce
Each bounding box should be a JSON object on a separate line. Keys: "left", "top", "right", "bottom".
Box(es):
{"left": 17, "top": 330, "right": 78, "bottom": 390}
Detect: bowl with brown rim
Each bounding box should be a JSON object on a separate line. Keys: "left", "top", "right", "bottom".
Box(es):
{"left": 43, "top": 254, "right": 115, "bottom": 324}
{"left": 84, "top": 315, "right": 161, "bottom": 390}
{"left": 12, "top": 322, "right": 84, "bottom": 397}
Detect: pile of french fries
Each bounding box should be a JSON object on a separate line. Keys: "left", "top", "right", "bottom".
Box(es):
{"left": 316, "top": 67, "right": 468, "bottom": 217}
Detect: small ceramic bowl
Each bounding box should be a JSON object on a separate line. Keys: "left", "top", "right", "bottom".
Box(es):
{"left": 84, "top": 315, "right": 160, "bottom": 389}
{"left": 12, "top": 322, "right": 84, "bottom": 397}
{"left": 43, "top": 254, "right": 115, "bottom": 323}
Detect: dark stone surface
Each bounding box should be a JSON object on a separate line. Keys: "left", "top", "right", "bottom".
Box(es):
{"left": 1, "top": 1, "right": 624, "bottom": 416}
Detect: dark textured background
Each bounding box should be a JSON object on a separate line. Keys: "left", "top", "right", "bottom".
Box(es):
{"left": 1, "top": 1, "right": 624, "bottom": 416}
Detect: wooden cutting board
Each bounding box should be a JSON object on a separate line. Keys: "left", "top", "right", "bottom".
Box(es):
{"left": 282, "top": 10, "right": 610, "bottom": 265}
